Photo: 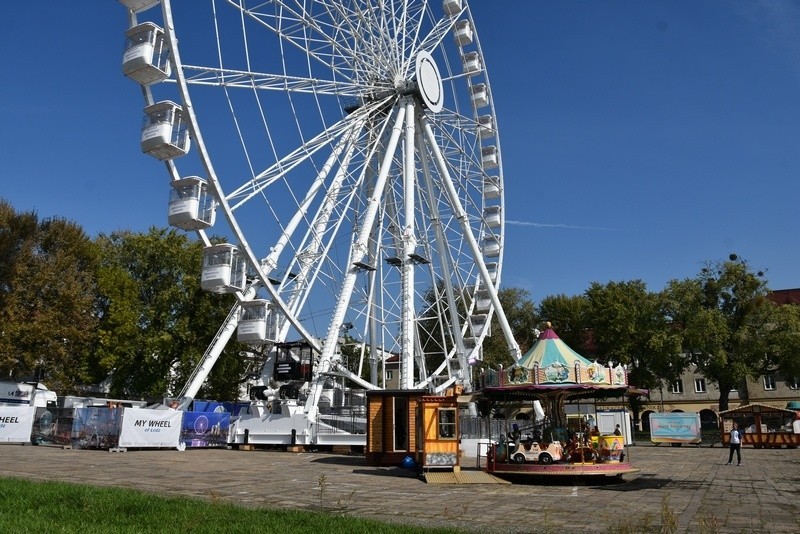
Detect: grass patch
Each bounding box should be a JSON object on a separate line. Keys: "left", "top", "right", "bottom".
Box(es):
{"left": 0, "top": 477, "right": 458, "bottom": 534}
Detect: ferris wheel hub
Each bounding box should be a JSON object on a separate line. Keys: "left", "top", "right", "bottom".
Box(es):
{"left": 415, "top": 51, "right": 443, "bottom": 113}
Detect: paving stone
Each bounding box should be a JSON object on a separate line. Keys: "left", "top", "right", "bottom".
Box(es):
{"left": 0, "top": 444, "right": 798, "bottom": 532}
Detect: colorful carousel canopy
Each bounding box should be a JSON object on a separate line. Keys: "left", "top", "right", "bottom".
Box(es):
{"left": 494, "top": 324, "right": 629, "bottom": 388}
{"left": 476, "top": 325, "right": 647, "bottom": 429}
{"left": 517, "top": 328, "right": 592, "bottom": 370}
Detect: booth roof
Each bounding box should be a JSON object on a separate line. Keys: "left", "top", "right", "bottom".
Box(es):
{"left": 718, "top": 402, "right": 797, "bottom": 416}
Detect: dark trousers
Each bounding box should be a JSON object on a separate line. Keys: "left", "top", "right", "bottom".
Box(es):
{"left": 727, "top": 443, "right": 741, "bottom": 464}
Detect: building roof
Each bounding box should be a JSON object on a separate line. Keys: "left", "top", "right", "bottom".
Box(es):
{"left": 768, "top": 288, "right": 800, "bottom": 305}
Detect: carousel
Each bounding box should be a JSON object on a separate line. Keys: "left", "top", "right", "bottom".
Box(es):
{"left": 476, "top": 324, "right": 644, "bottom": 477}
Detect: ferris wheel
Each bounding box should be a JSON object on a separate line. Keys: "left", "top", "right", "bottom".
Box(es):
{"left": 119, "top": 0, "right": 520, "bottom": 410}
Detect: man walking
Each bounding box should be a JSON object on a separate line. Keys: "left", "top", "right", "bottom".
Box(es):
{"left": 726, "top": 422, "right": 742, "bottom": 465}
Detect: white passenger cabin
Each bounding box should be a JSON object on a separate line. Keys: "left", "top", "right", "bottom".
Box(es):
{"left": 482, "top": 236, "right": 501, "bottom": 258}
{"left": 201, "top": 244, "right": 246, "bottom": 293}
{"left": 474, "top": 289, "right": 491, "bottom": 313}
{"left": 119, "top": 0, "right": 160, "bottom": 13}
{"left": 141, "top": 101, "right": 190, "bottom": 161}
{"left": 463, "top": 336, "right": 481, "bottom": 365}
{"left": 483, "top": 177, "right": 500, "bottom": 199}
{"left": 454, "top": 20, "right": 473, "bottom": 46}
{"left": 477, "top": 115, "right": 495, "bottom": 139}
{"left": 237, "top": 300, "right": 277, "bottom": 343}
{"left": 462, "top": 52, "right": 481, "bottom": 75}
{"left": 168, "top": 177, "right": 217, "bottom": 230}
{"left": 483, "top": 205, "right": 501, "bottom": 229}
{"left": 443, "top": 0, "right": 462, "bottom": 17}
{"left": 123, "top": 22, "right": 171, "bottom": 86}
{"left": 471, "top": 83, "right": 488, "bottom": 108}
{"left": 469, "top": 314, "right": 488, "bottom": 337}
{"left": 481, "top": 146, "right": 498, "bottom": 170}
{"left": 485, "top": 262, "right": 498, "bottom": 285}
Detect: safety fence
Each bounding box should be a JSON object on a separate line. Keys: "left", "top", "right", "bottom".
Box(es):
{"left": 1, "top": 405, "right": 231, "bottom": 450}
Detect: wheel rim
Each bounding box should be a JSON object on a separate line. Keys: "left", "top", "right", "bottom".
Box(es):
{"left": 128, "top": 0, "right": 505, "bottom": 405}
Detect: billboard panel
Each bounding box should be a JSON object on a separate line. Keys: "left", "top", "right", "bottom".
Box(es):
{"left": 649, "top": 412, "right": 702, "bottom": 444}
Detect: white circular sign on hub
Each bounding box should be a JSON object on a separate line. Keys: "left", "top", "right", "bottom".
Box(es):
{"left": 415, "top": 51, "right": 443, "bottom": 113}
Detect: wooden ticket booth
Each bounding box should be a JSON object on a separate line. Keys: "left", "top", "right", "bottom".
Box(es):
{"left": 719, "top": 403, "right": 800, "bottom": 449}
{"left": 366, "top": 389, "right": 460, "bottom": 469}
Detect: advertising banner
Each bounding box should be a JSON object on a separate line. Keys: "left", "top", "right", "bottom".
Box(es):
{"left": 180, "top": 411, "right": 230, "bottom": 448}
{"left": 119, "top": 409, "right": 182, "bottom": 448}
{"left": 71, "top": 407, "right": 124, "bottom": 449}
{"left": 649, "top": 412, "right": 702, "bottom": 444}
{"left": 30, "top": 407, "right": 73, "bottom": 446}
{"left": 0, "top": 405, "right": 36, "bottom": 443}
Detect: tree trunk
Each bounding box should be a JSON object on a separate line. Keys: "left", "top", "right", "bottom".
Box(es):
{"left": 717, "top": 385, "right": 731, "bottom": 412}
{"left": 628, "top": 393, "right": 643, "bottom": 430}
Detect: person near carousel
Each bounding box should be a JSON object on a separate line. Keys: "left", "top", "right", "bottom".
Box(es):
{"left": 726, "top": 422, "right": 742, "bottom": 465}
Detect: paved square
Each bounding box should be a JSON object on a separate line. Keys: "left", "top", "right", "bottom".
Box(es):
{"left": 1, "top": 444, "right": 798, "bottom": 532}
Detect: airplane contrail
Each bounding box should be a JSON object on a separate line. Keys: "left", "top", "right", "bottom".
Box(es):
{"left": 506, "top": 219, "right": 617, "bottom": 231}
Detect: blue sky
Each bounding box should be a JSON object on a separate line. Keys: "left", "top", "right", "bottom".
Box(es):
{"left": 2, "top": 1, "right": 799, "bottom": 302}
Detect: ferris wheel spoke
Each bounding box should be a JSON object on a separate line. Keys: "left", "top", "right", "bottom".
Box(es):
{"left": 408, "top": 11, "right": 455, "bottom": 63}
{"left": 224, "top": 0, "right": 395, "bottom": 84}
{"left": 258, "top": 125, "right": 363, "bottom": 277}
{"left": 181, "top": 64, "right": 370, "bottom": 97}
{"left": 225, "top": 114, "right": 359, "bottom": 209}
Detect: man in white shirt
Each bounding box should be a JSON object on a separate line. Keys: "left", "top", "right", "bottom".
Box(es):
{"left": 726, "top": 422, "right": 742, "bottom": 465}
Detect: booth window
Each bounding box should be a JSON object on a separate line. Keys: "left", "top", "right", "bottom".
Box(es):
{"left": 763, "top": 375, "right": 776, "bottom": 391}
{"left": 670, "top": 380, "right": 683, "bottom": 394}
{"left": 438, "top": 408, "right": 457, "bottom": 439}
{"left": 694, "top": 378, "right": 706, "bottom": 393}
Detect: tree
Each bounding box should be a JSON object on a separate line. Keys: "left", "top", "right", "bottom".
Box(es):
{"left": 94, "top": 228, "right": 247, "bottom": 400}
{"left": 763, "top": 303, "right": 800, "bottom": 383}
{"left": 668, "top": 255, "right": 800, "bottom": 410}
{"left": 481, "top": 288, "right": 539, "bottom": 369}
{"left": 585, "top": 280, "right": 683, "bottom": 422}
{"left": 0, "top": 200, "right": 99, "bottom": 392}
{"left": 538, "top": 293, "right": 590, "bottom": 354}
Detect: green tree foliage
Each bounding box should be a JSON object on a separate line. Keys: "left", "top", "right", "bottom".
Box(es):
{"left": 764, "top": 303, "right": 800, "bottom": 382}
{"left": 481, "top": 287, "right": 539, "bottom": 369}
{"left": 584, "top": 280, "right": 682, "bottom": 387}
{"left": 538, "top": 293, "right": 590, "bottom": 354}
{"left": 666, "top": 255, "right": 800, "bottom": 410}
{"left": 94, "top": 228, "right": 247, "bottom": 400}
{"left": 584, "top": 280, "right": 683, "bottom": 420}
{"left": 338, "top": 333, "right": 373, "bottom": 383}
{"left": 0, "top": 200, "right": 99, "bottom": 392}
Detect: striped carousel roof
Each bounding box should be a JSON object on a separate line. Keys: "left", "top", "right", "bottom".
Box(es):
{"left": 516, "top": 327, "right": 592, "bottom": 370}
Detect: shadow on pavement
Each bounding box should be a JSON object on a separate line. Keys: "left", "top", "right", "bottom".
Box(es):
{"left": 593, "top": 474, "right": 671, "bottom": 492}
{"left": 310, "top": 455, "right": 368, "bottom": 466}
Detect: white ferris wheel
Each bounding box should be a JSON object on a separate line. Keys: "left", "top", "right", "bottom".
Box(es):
{"left": 119, "top": 0, "right": 520, "bottom": 416}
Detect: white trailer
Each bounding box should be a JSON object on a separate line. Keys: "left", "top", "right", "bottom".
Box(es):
{"left": 0, "top": 381, "right": 57, "bottom": 408}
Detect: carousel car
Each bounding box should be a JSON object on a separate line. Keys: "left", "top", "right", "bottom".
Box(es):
{"left": 509, "top": 440, "right": 564, "bottom": 464}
